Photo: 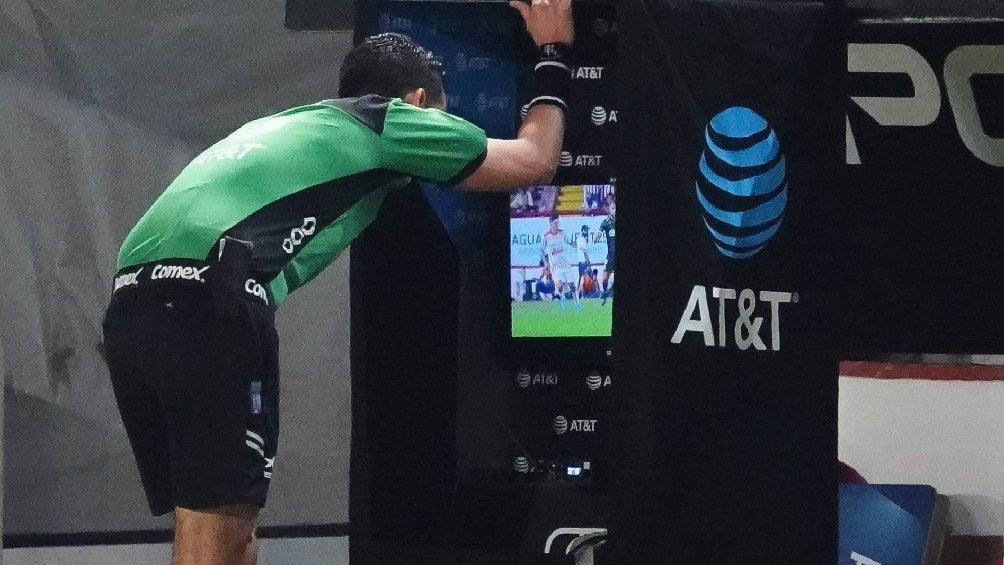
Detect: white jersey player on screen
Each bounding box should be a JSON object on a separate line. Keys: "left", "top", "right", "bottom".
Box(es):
{"left": 542, "top": 213, "right": 580, "bottom": 310}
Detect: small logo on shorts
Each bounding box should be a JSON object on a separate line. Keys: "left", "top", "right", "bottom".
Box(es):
{"left": 250, "top": 381, "right": 262, "bottom": 414}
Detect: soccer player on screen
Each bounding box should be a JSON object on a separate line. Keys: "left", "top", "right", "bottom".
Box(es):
{"left": 577, "top": 224, "right": 591, "bottom": 302}
{"left": 542, "top": 213, "right": 579, "bottom": 309}
{"left": 597, "top": 199, "right": 616, "bottom": 305}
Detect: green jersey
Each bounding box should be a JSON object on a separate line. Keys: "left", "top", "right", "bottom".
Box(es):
{"left": 117, "top": 96, "right": 488, "bottom": 305}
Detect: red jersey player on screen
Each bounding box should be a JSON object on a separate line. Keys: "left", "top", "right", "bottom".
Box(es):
{"left": 541, "top": 213, "right": 581, "bottom": 310}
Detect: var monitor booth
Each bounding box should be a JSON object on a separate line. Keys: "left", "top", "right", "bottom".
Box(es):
{"left": 349, "top": 2, "right": 618, "bottom": 563}
{"left": 338, "top": 1, "right": 1002, "bottom": 563}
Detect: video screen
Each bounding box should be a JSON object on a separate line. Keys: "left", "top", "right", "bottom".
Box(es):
{"left": 510, "top": 184, "right": 616, "bottom": 338}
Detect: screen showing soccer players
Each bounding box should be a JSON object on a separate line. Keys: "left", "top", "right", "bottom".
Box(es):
{"left": 510, "top": 184, "right": 616, "bottom": 337}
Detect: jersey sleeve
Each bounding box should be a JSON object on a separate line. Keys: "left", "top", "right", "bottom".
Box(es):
{"left": 379, "top": 99, "right": 488, "bottom": 185}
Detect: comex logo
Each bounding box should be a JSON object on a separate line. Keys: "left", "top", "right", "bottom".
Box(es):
{"left": 152, "top": 264, "right": 209, "bottom": 282}
{"left": 282, "top": 217, "right": 317, "bottom": 254}
{"left": 113, "top": 268, "right": 143, "bottom": 292}
{"left": 513, "top": 457, "right": 530, "bottom": 473}
{"left": 553, "top": 415, "right": 568, "bottom": 435}
{"left": 516, "top": 370, "right": 531, "bottom": 388}
{"left": 696, "top": 106, "right": 787, "bottom": 259}
{"left": 245, "top": 279, "right": 269, "bottom": 305}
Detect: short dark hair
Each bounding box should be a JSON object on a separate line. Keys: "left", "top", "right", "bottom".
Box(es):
{"left": 338, "top": 33, "right": 444, "bottom": 104}
{"left": 549, "top": 213, "right": 559, "bottom": 222}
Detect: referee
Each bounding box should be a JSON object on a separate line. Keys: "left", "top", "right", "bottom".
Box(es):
{"left": 102, "top": 1, "right": 574, "bottom": 563}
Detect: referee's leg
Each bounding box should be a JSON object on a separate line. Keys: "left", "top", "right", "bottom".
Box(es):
{"left": 174, "top": 504, "right": 259, "bottom": 565}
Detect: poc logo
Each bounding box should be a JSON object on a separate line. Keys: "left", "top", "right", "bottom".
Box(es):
{"left": 590, "top": 106, "right": 618, "bottom": 126}
{"left": 671, "top": 285, "right": 796, "bottom": 352}
{"left": 113, "top": 268, "right": 143, "bottom": 292}
{"left": 282, "top": 217, "right": 317, "bottom": 254}
{"left": 847, "top": 43, "right": 1004, "bottom": 167}
{"left": 572, "top": 66, "right": 606, "bottom": 80}
{"left": 245, "top": 279, "right": 268, "bottom": 305}
{"left": 151, "top": 264, "right": 209, "bottom": 283}
{"left": 559, "top": 152, "right": 604, "bottom": 168}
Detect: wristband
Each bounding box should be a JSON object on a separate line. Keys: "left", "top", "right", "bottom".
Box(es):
{"left": 527, "top": 43, "right": 572, "bottom": 113}
{"left": 539, "top": 42, "right": 572, "bottom": 62}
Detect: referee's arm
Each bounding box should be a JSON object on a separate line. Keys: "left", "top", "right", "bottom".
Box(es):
{"left": 459, "top": 0, "right": 572, "bottom": 192}
{"left": 459, "top": 104, "right": 565, "bottom": 191}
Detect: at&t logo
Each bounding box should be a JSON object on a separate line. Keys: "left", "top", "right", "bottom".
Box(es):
{"left": 592, "top": 18, "right": 618, "bottom": 37}
{"left": 553, "top": 415, "right": 568, "bottom": 435}
{"left": 586, "top": 372, "right": 611, "bottom": 390}
{"left": 572, "top": 66, "right": 605, "bottom": 80}
{"left": 513, "top": 457, "right": 530, "bottom": 473}
{"left": 559, "top": 152, "right": 604, "bottom": 168}
{"left": 476, "top": 94, "right": 510, "bottom": 113}
{"left": 696, "top": 106, "right": 787, "bottom": 259}
{"left": 455, "top": 52, "right": 490, "bottom": 73}
{"left": 590, "top": 106, "right": 618, "bottom": 126}
{"left": 515, "top": 371, "right": 558, "bottom": 388}
{"left": 516, "top": 370, "right": 531, "bottom": 388}
{"left": 671, "top": 285, "right": 796, "bottom": 351}
{"left": 553, "top": 415, "right": 597, "bottom": 434}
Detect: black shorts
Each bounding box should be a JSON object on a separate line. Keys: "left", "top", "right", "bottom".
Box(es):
{"left": 605, "top": 252, "right": 615, "bottom": 272}
{"left": 102, "top": 284, "right": 279, "bottom": 516}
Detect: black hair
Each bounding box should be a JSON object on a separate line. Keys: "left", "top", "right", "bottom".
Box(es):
{"left": 549, "top": 213, "right": 560, "bottom": 222}
{"left": 338, "top": 33, "right": 445, "bottom": 104}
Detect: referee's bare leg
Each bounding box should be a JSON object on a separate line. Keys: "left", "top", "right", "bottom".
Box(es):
{"left": 173, "top": 504, "right": 259, "bottom": 565}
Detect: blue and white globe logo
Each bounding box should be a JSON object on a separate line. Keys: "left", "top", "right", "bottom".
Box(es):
{"left": 696, "top": 106, "right": 787, "bottom": 259}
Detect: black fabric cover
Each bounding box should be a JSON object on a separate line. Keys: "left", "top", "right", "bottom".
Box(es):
{"left": 608, "top": 0, "right": 845, "bottom": 561}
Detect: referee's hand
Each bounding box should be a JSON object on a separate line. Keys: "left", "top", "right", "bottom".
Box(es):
{"left": 510, "top": 0, "right": 574, "bottom": 47}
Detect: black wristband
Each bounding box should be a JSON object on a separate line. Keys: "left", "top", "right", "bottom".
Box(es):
{"left": 538, "top": 42, "right": 572, "bottom": 62}
{"left": 528, "top": 43, "right": 573, "bottom": 113}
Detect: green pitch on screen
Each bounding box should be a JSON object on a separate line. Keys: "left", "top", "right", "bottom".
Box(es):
{"left": 511, "top": 299, "right": 613, "bottom": 338}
